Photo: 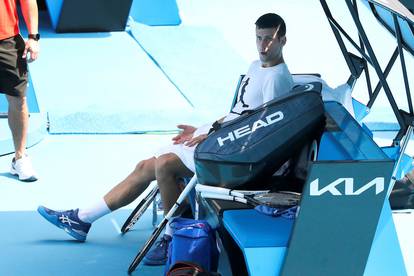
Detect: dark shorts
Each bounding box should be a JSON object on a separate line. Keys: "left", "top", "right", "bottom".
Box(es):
{"left": 0, "top": 34, "right": 28, "bottom": 97}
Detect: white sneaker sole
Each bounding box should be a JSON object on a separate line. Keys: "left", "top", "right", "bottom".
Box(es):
{"left": 10, "top": 166, "right": 38, "bottom": 182}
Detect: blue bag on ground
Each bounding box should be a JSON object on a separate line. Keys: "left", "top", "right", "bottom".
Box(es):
{"left": 165, "top": 217, "right": 219, "bottom": 274}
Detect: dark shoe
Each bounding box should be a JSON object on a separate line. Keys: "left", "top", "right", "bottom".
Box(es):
{"left": 143, "top": 234, "right": 172, "bottom": 266}
{"left": 389, "top": 177, "right": 414, "bottom": 210}
{"left": 37, "top": 206, "right": 91, "bottom": 241}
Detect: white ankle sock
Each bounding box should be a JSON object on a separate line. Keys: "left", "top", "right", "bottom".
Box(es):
{"left": 78, "top": 198, "right": 111, "bottom": 223}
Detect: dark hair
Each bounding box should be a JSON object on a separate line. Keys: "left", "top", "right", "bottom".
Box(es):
{"left": 255, "top": 13, "right": 286, "bottom": 38}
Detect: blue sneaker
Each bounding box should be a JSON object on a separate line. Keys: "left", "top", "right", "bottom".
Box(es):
{"left": 143, "top": 234, "right": 172, "bottom": 266}
{"left": 37, "top": 206, "right": 91, "bottom": 242}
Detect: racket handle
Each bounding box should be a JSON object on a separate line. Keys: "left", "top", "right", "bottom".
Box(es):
{"left": 196, "top": 184, "right": 232, "bottom": 195}
{"left": 128, "top": 218, "right": 168, "bottom": 273}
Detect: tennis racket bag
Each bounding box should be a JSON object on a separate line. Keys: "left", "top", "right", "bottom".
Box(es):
{"left": 194, "top": 82, "right": 325, "bottom": 188}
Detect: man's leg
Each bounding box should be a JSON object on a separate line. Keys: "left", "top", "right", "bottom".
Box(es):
{"left": 142, "top": 153, "right": 193, "bottom": 266}
{"left": 155, "top": 153, "right": 194, "bottom": 214}
{"left": 1, "top": 35, "right": 35, "bottom": 181}
{"left": 38, "top": 157, "right": 157, "bottom": 241}
{"left": 77, "top": 157, "right": 157, "bottom": 223}
{"left": 6, "top": 94, "right": 28, "bottom": 159}
{"left": 7, "top": 94, "right": 37, "bottom": 181}
{"left": 103, "top": 157, "right": 157, "bottom": 211}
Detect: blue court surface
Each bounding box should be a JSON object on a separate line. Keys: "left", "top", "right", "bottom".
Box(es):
{"left": 0, "top": 134, "right": 173, "bottom": 275}
{"left": 0, "top": 210, "right": 162, "bottom": 275}
{"left": 0, "top": 0, "right": 413, "bottom": 275}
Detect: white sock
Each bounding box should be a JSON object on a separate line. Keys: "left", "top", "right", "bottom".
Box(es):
{"left": 78, "top": 198, "right": 111, "bottom": 224}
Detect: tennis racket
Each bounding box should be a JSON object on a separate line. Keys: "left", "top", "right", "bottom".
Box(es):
{"left": 121, "top": 184, "right": 159, "bottom": 234}
{"left": 128, "top": 176, "right": 198, "bottom": 274}
{"left": 197, "top": 184, "right": 300, "bottom": 208}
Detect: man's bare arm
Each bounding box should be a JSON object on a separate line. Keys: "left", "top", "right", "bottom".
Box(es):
{"left": 183, "top": 116, "right": 226, "bottom": 147}
{"left": 20, "top": 0, "right": 38, "bottom": 34}
{"left": 20, "top": 0, "right": 40, "bottom": 61}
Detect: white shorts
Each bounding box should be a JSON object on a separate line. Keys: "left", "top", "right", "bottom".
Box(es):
{"left": 154, "top": 123, "right": 212, "bottom": 173}
{"left": 155, "top": 143, "right": 196, "bottom": 172}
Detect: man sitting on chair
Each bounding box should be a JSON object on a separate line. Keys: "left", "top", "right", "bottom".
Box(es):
{"left": 37, "top": 13, "right": 294, "bottom": 266}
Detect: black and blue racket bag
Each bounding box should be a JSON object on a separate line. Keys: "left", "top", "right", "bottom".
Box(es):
{"left": 194, "top": 82, "right": 325, "bottom": 188}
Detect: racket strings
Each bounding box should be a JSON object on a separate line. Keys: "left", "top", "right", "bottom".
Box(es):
{"left": 253, "top": 192, "right": 301, "bottom": 208}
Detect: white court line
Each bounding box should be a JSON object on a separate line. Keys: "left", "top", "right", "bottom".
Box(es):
{"left": 110, "top": 218, "right": 122, "bottom": 234}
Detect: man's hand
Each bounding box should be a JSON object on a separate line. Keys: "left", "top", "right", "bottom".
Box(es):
{"left": 23, "top": 39, "right": 39, "bottom": 62}
{"left": 172, "top": 124, "right": 197, "bottom": 145}
{"left": 184, "top": 134, "right": 208, "bottom": 147}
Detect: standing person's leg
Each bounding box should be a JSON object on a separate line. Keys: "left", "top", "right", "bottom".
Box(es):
{"left": 7, "top": 94, "right": 28, "bottom": 159}
{"left": 8, "top": 94, "right": 37, "bottom": 181}
{"left": 0, "top": 35, "right": 37, "bottom": 181}
{"left": 143, "top": 153, "right": 194, "bottom": 266}
{"left": 38, "top": 157, "right": 157, "bottom": 241}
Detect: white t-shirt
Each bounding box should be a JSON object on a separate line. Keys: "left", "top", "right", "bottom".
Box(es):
{"left": 157, "top": 60, "right": 294, "bottom": 172}
{"left": 224, "top": 61, "right": 294, "bottom": 122}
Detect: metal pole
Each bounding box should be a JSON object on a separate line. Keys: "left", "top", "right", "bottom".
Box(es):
{"left": 345, "top": 0, "right": 405, "bottom": 130}
{"left": 387, "top": 125, "right": 414, "bottom": 197}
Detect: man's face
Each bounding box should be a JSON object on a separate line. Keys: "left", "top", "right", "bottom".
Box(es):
{"left": 256, "top": 26, "right": 286, "bottom": 67}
